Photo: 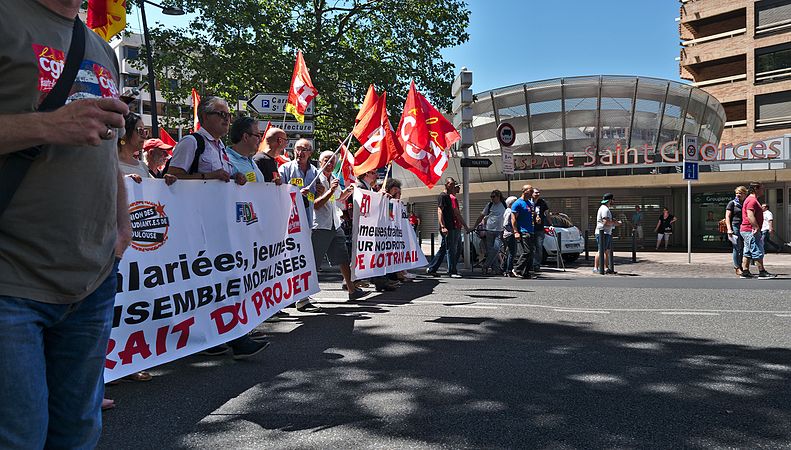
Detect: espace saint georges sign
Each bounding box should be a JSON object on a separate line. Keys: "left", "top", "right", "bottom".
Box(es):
{"left": 513, "top": 136, "right": 789, "bottom": 172}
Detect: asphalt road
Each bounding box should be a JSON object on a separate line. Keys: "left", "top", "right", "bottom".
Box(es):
{"left": 99, "top": 267, "right": 791, "bottom": 449}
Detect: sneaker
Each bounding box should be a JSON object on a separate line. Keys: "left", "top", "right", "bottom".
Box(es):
{"left": 758, "top": 271, "right": 777, "bottom": 279}
{"left": 232, "top": 340, "right": 270, "bottom": 360}
{"left": 425, "top": 268, "right": 439, "bottom": 277}
{"left": 349, "top": 288, "right": 368, "bottom": 300}
{"left": 450, "top": 274, "right": 462, "bottom": 279}
{"left": 296, "top": 302, "right": 323, "bottom": 313}
{"left": 740, "top": 270, "right": 754, "bottom": 279}
{"left": 605, "top": 269, "right": 617, "bottom": 275}
{"left": 592, "top": 268, "right": 599, "bottom": 274}
{"left": 201, "top": 345, "right": 230, "bottom": 356}
{"left": 355, "top": 280, "right": 371, "bottom": 288}
{"left": 511, "top": 270, "right": 520, "bottom": 278}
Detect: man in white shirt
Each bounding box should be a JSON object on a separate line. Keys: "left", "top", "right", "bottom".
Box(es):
{"left": 761, "top": 203, "right": 782, "bottom": 254}
{"left": 594, "top": 193, "right": 621, "bottom": 274}
{"left": 167, "top": 96, "right": 246, "bottom": 184}
{"left": 313, "top": 151, "right": 366, "bottom": 300}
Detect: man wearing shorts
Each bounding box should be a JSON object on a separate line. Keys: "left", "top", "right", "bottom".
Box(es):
{"left": 739, "top": 182, "right": 776, "bottom": 279}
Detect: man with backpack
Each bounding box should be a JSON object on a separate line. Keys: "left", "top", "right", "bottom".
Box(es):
{"left": 167, "top": 96, "right": 246, "bottom": 185}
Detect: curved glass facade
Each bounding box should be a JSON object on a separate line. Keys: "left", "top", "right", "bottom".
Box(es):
{"left": 395, "top": 75, "right": 726, "bottom": 189}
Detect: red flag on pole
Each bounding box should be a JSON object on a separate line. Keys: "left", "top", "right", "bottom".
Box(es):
{"left": 191, "top": 88, "right": 201, "bottom": 132}
{"left": 394, "top": 81, "right": 460, "bottom": 189}
{"left": 355, "top": 85, "right": 379, "bottom": 124}
{"left": 285, "top": 50, "right": 318, "bottom": 124}
{"left": 337, "top": 140, "right": 356, "bottom": 187}
{"left": 158, "top": 127, "right": 177, "bottom": 148}
{"left": 256, "top": 121, "right": 272, "bottom": 155}
{"left": 352, "top": 91, "right": 402, "bottom": 176}
{"left": 87, "top": 0, "right": 126, "bottom": 41}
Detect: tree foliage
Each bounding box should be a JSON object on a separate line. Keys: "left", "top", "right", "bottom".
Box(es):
{"left": 139, "top": 0, "right": 469, "bottom": 148}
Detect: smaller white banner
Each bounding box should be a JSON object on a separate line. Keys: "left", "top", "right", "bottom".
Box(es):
{"left": 351, "top": 188, "right": 427, "bottom": 280}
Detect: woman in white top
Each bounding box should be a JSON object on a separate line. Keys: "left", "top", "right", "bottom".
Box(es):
{"left": 473, "top": 190, "right": 507, "bottom": 275}
{"left": 501, "top": 196, "right": 519, "bottom": 276}
{"left": 118, "top": 113, "right": 176, "bottom": 185}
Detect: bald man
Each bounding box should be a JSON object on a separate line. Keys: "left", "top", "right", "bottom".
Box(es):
{"left": 253, "top": 126, "right": 287, "bottom": 185}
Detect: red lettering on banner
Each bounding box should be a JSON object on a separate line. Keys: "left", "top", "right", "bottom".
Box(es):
{"left": 105, "top": 339, "right": 117, "bottom": 369}
{"left": 156, "top": 326, "right": 168, "bottom": 356}
{"left": 356, "top": 254, "right": 366, "bottom": 269}
{"left": 252, "top": 291, "right": 264, "bottom": 315}
{"left": 257, "top": 272, "right": 312, "bottom": 310}
{"left": 211, "top": 305, "right": 238, "bottom": 335}
{"left": 118, "top": 331, "right": 153, "bottom": 365}
{"left": 171, "top": 317, "right": 195, "bottom": 350}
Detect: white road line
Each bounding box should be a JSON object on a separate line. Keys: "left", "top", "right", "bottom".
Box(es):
{"left": 774, "top": 314, "right": 791, "bottom": 317}
{"left": 660, "top": 312, "right": 720, "bottom": 316}
{"left": 554, "top": 309, "right": 611, "bottom": 314}
{"left": 448, "top": 305, "right": 499, "bottom": 310}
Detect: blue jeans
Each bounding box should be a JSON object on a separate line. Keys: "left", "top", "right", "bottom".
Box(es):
{"left": 741, "top": 231, "right": 764, "bottom": 260}
{"left": 502, "top": 235, "right": 517, "bottom": 273}
{"left": 762, "top": 230, "right": 781, "bottom": 253}
{"left": 0, "top": 261, "right": 118, "bottom": 449}
{"left": 428, "top": 228, "right": 461, "bottom": 275}
{"left": 731, "top": 233, "right": 744, "bottom": 269}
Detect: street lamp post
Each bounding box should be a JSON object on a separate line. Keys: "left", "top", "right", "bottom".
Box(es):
{"left": 137, "top": 0, "right": 184, "bottom": 139}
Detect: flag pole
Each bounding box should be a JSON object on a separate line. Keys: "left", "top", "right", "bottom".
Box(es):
{"left": 381, "top": 162, "right": 392, "bottom": 192}
{"left": 281, "top": 109, "right": 288, "bottom": 129}
{"left": 304, "top": 131, "right": 353, "bottom": 190}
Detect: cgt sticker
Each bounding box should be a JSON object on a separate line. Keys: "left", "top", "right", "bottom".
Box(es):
{"left": 129, "top": 201, "right": 170, "bottom": 251}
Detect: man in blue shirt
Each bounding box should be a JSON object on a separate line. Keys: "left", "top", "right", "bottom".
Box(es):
{"left": 510, "top": 184, "right": 536, "bottom": 278}
{"left": 227, "top": 117, "right": 265, "bottom": 182}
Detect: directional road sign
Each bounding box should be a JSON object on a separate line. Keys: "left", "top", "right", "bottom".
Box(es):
{"left": 460, "top": 158, "right": 492, "bottom": 168}
{"left": 247, "top": 93, "right": 314, "bottom": 116}
{"left": 683, "top": 161, "right": 699, "bottom": 181}
{"left": 258, "top": 120, "right": 314, "bottom": 135}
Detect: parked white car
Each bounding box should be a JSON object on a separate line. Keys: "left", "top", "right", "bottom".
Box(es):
{"left": 541, "top": 213, "right": 583, "bottom": 263}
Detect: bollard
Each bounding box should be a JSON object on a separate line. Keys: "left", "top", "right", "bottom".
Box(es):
{"left": 431, "top": 233, "right": 435, "bottom": 259}
{"left": 631, "top": 229, "right": 637, "bottom": 263}
{"left": 598, "top": 231, "right": 605, "bottom": 275}
{"left": 584, "top": 230, "right": 590, "bottom": 261}
{"left": 556, "top": 231, "right": 562, "bottom": 269}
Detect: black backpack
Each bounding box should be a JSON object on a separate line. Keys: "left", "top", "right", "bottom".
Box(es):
{"left": 163, "top": 133, "right": 206, "bottom": 175}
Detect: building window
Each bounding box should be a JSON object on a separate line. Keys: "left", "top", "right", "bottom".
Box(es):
{"left": 756, "top": 43, "right": 791, "bottom": 83}
{"left": 756, "top": 0, "right": 791, "bottom": 35}
{"left": 122, "top": 73, "right": 140, "bottom": 88}
{"left": 755, "top": 91, "right": 791, "bottom": 129}
{"left": 124, "top": 46, "right": 140, "bottom": 61}
{"left": 142, "top": 100, "right": 152, "bottom": 115}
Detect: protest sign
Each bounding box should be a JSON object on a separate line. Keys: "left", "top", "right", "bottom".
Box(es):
{"left": 106, "top": 179, "right": 318, "bottom": 381}
{"left": 351, "top": 188, "right": 427, "bottom": 280}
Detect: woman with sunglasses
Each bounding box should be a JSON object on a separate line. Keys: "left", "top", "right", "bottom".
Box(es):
{"left": 118, "top": 113, "right": 176, "bottom": 185}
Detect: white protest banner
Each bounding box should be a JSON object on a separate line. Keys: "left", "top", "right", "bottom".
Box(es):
{"left": 351, "top": 188, "right": 427, "bottom": 280}
{"left": 106, "top": 179, "right": 318, "bottom": 381}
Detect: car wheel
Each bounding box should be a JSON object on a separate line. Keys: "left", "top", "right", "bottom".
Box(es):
{"left": 562, "top": 253, "right": 580, "bottom": 263}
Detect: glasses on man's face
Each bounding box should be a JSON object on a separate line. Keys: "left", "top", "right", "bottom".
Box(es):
{"left": 208, "top": 111, "right": 231, "bottom": 120}
{"left": 246, "top": 131, "right": 263, "bottom": 139}
{"left": 135, "top": 127, "right": 149, "bottom": 138}
{"left": 296, "top": 146, "right": 312, "bottom": 153}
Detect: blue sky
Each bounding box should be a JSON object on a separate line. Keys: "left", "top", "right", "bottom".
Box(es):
{"left": 130, "top": 1, "right": 684, "bottom": 93}
{"left": 442, "top": 0, "right": 684, "bottom": 92}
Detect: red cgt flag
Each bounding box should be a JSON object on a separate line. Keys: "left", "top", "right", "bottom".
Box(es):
{"left": 158, "top": 128, "right": 177, "bottom": 148}
{"left": 191, "top": 88, "right": 201, "bottom": 132}
{"left": 395, "top": 81, "right": 460, "bottom": 189}
{"left": 285, "top": 50, "right": 318, "bottom": 124}
{"left": 355, "top": 84, "right": 379, "bottom": 124}
{"left": 352, "top": 91, "right": 402, "bottom": 177}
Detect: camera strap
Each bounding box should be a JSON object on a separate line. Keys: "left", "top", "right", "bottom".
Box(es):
{"left": 0, "top": 17, "right": 86, "bottom": 218}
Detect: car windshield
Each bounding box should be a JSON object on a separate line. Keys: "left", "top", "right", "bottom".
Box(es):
{"left": 550, "top": 213, "right": 574, "bottom": 228}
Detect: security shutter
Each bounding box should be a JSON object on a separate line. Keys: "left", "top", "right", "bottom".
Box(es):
{"left": 756, "top": 0, "right": 791, "bottom": 29}
{"left": 756, "top": 91, "right": 791, "bottom": 126}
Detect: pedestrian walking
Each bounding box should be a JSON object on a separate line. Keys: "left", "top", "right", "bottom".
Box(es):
{"left": 594, "top": 193, "right": 621, "bottom": 274}
{"left": 632, "top": 205, "right": 644, "bottom": 248}
{"left": 655, "top": 207, "right": 676, "bottom": 250}
{"left": 761, "top": 203, "right": 782, "bottom": 254}
{"left": 511, "top": 185, "right": 536, "bottom": 279}
{"left": 725, "top": 186, "right": 747, "bottom": 276}
{"left": 501, "top": 196, "right": 519, "bottom": 276}
{"left": 426, "top": 178, "right": 469, "bottom": 278}
{"left": 739, "top": 182, "right": 776, "bottom": 279}
{"left": 472, "top": 190, "right": 507, "bottom": 275}
{"left": 531, "top": 188, "right": 551, "bottom": 272}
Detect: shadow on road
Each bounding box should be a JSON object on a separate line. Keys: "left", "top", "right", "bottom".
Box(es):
{"left": 100, "top": 302, "right": 791, "bottom": 448}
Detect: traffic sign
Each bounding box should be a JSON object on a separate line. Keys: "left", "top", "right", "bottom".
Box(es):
{"left": 683, "top": 134, "right": 699, "bottom": 161}
{"left": 285, "top": 138, "right": 315, "bottom": 152}
{"left": 496, "top": 122, "right": 516, "bottom": 147}
{"left": 501, "top": 148, "right": 514, "bottom": 175}
{"left": 683, "top": 161, "right": 699, "bottom": 180}
{"left": 460, "top": 158, "right": 492, "bottom": 168}
{"left": 258, "top": 120, "right": 314, "bottom": 134}
{"left": 247, "top": 93, "right": 314, "bottom": 116}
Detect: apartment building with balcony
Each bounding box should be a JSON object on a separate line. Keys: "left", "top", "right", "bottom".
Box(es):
{"left": 680, "top": 0, "right": 791, "bottom": 143}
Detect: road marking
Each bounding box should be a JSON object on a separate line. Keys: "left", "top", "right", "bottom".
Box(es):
{"left": 554, "top": 309, "right": 610, "bottom": 314}
{"left": 448, "top": 305, "right": 498, "bottom": 310}
{"left": 774, "top": 314, "right": 791, "bottom": 317}
{"left": 660, "top": 312, "right": 719, "bottom": 316}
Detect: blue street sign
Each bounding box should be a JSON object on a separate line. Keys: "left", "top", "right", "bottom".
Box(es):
{"left": 683, "top": 161, "right": 699, "bottom": 181}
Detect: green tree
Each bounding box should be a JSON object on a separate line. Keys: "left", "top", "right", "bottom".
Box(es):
{"left": 138, "top": 0, "right": 469, "bottom": 148}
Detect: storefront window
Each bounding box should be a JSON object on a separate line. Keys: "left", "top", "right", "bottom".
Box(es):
{"left": 692, "top": 192, "right": 731, "bottom": 249}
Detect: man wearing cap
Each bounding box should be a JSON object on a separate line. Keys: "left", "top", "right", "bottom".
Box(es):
{"left": 142, "top": 138, "right": 173, "bottom": 178}
{"left": 594, "top": 193, "right": 621, "bottom": 274}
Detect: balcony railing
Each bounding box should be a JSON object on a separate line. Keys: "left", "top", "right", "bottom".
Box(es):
{"left": 756, "top": 115, "right": 791, "bottom": 128}
{"left": 723, "top": 119, "right": 747, "bottom": 127}
{"left": 756, "top": 19, "right": 791, "bottom": 35}
{"left": 755, "top": 66, "right": 791, "bottom": 83}
{"left": 681, "top": 27, "right": 746, "bottom": 46}
{"left": 691, "top": 73, "right": 747, "bottom": 87}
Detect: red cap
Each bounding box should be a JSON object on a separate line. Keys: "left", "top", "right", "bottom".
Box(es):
{"left": 143, "top": 138, "right": 174, "bottom": 155}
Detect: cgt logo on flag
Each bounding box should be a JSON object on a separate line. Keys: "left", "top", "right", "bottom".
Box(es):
{"left": 288, "top": 192, "right": 302, "bottom": 234}
{"left": 235, "top": 202, "right": 258, "bottom": 226}
{"left": 360, "top": 194, "right": 372, "bottom": 217}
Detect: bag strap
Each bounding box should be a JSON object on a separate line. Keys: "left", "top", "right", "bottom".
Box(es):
{"left": 188, "top": 133, "right": 205, "bottom": 175}
{"left": 0, "top": 18, "right": 86, "bottom": 218}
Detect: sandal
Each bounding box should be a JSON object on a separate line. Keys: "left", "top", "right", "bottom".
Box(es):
{"left": 124, "top": 371, "right": 152, "bottom": 382}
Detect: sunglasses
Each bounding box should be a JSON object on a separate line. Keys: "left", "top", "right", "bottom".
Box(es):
{"left": 135, "top": 127, "right": 149, "bottom": 137}
{"left": 208, "top": 111, "right": 231, "bottom": 120}
{"left": 246, "top": 131, "right": 263, "bottom": 139}
{"left": 295, "top": 146, "right": 312, "bottom": 152}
